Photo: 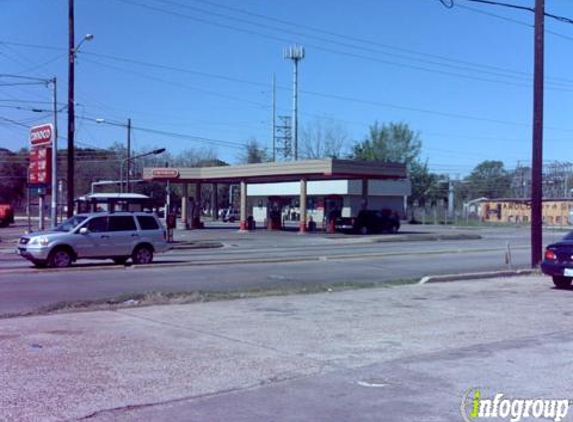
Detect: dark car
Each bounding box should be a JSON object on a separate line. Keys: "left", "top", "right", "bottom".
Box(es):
{"left": 541, "top": 232, "right": 573, "bottom": 288}
{"left": 335, "top": 209, "right": 400, "bottom": 235}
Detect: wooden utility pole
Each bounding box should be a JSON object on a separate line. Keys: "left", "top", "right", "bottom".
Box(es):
{"left": 531, "top": 0, "right": 545, "bottom": 267}
{"left": 67, "top": 0, "right": 75, "bottom": 217}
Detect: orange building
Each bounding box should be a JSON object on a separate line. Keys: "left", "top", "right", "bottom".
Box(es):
{"left": 481, "top": 199, "right": 573, "bottom": 226}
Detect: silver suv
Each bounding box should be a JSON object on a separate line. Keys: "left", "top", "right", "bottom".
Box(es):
{"left": 16, "top": 212, "right": 169, "bottom": 268}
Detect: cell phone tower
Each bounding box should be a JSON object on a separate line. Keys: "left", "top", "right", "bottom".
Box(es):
{"left": 283, "top": 45, "right": 305, "bottom": 160}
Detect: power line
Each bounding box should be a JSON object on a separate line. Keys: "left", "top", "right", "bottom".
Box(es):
{"left": 0, "top": 116, "right": 34, "bottom": 128}
{"left": 438, "top": 0, "right": 573, "bottom": 25}
{"left": 79, "top": 52, "right": 573, "bottom": 131}
{"left": 112, "top": 0, "right": 573, "bottom": 91}
{"left": 80, "top": 56, "right": 271, "bottom": 109}
{"left": 76, "top": 115, "right": 244, "bottom": 149}
{"left": 155, "top": 0, "right": 561, "bottom": 84}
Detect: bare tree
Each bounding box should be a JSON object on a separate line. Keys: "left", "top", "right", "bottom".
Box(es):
{"left": 301, "top": 117, "right": 348, "bottom": 159}
{"left": 173, "top": 147, "right": 219, "bottom": 167}
{"left": 238, "top": 138, "right": 270, "bottom": 164}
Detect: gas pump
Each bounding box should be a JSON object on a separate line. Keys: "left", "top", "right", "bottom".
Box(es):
{"left": 267, "top": 197, "right": 283, "bottom": 230}
{"left": 166, "top": 212, "right": 176, "bottom": 242}
{"left": 324, "top": 196, "right": 343, "bottom": 233}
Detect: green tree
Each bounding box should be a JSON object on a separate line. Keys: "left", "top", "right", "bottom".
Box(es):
{"left": 409, "top": 160, "right": 441, "bottom": 206}
{"left": 351, "top": 122, "right": 440, "bottom": 206}
{"left": 465, "top": 160, "right": 511, "bottom": 199}
{"left": 351, "top": 122, "right": 421, "bottom": 166}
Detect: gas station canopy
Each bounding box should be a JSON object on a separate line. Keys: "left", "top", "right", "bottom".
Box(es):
{"left": 143, "top": 158, "right": 406, "bottom": 183}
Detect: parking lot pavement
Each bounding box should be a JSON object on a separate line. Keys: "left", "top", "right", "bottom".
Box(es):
{"left": 3, "top": 274, "right": 573, "bottom": 422}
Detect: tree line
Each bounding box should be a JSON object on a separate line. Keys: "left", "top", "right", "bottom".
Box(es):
{"left": 243, "top": 119, "right": 518, "bottom": 208}
{"left": 0, "top": 122, "right": 522, "bottom": 211}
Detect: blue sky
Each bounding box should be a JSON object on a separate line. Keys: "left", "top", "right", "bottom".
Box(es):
{"left": 1, "top": 0, "right": 573, "bottom": 176}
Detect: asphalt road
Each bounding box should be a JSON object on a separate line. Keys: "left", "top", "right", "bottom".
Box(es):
{"left": 0, "top": 223, "right": 566, "bottom": 316}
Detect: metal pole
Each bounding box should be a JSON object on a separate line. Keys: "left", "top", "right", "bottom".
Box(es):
{"left": 38, "top": 194, "right": 44, "bottom": 231}
{"left": 50, "top": 77, "right": 58, "bottom": 227}
{"left": 58, "top": 180, "right": 63, "bottom": 221}
{"left": 531, "top": 0, "right": 545, "bottom": 267}
{"left": 126, "top": 118, "right": 131, "bottom": 193}
{"left": 26, "top": 184, "right": 31, "bottom": 233}
{"left": 165, "top": 161, "right": 170, "bottom": 220}
{"left": 272, "top": 74, "right": 276, "bottom": 162}
{"left": 166, "top": 181, "right": 171, "bottom": 213}
{"left": 67, "top": 0, "right": 75, "bottom": 218}
{"left": 120, "top": 159, "right": 125, "bottom": 194}
{"left": 293, "top": 58, "right": 298, "bottom": 161}
{"left": 448, "top": 180, "right": 454, "bottom": 215}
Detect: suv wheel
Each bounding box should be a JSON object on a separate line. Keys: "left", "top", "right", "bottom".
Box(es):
{"left": 132, "top": 245, "right": 153, "bottom": 265}
{"left": 359, "top": 226, "right": 368, "bottom": 235}
{"left": 48, "top": 248, "right": 73, "bottom": 268}
{"left": 553, "top": 276, "right": 572, "bottom": 289}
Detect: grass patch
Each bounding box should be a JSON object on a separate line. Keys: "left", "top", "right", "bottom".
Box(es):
{"left": 3, "top": 279, "right": 419, "bottom": 319}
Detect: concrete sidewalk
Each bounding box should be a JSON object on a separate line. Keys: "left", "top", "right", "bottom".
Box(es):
{"left": 3, "top": 275, "right": 573, "bottom": 422}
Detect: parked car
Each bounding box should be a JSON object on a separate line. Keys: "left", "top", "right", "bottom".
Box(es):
{"left": 541, "top": 232, "right": 573, "bottom": 288}
{"left": 16, "top": 212, "right": 169, "bottom": 268}
{"left": 0, "top": 204, "right": 14, "bottom": 227}
{"left": 335, "top": 210, "right": 400, "bottom": 235}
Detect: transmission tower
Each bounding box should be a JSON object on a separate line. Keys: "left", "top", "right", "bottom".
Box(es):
{"left": 274, "top": 115, "right": 293, "bottom": 161}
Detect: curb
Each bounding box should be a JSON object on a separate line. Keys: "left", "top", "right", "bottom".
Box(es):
{"left": 323, "top": 233, "right": 482, "bottom": 244}
{"left": 169, "top": 242, "right": 224, "bottom": 250}
{"left": 418, "top": 268, "right": 540, "bottom": 284}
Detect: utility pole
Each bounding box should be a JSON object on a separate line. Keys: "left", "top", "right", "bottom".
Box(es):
{"left": 272, "top": 74, "right": 276, "bottom": 162}
{"left": 50, "top": 77, "right": 58, "bottom": 227}
{"left": 284, "top": 45, "right": 304, "bottom": 160}
{"left": 531, "top": 0, "right": 545, "bottom": 267}
{"left": 126, "top": 118, "right": 131, "bottom": 193}
{"left": 448, "top": 179, "right": 454, "bottom": 215}
{"left": 67, "top": 0, "right": 75, "bottom": 217}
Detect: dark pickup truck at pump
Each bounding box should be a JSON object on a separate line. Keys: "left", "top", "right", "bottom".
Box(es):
{"left": 335, "top": 209, "right": 400, "bottom": 235}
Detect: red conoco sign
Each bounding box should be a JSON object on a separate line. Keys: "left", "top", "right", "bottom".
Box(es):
{"left": 30, "top": 124, "right": 54, "bottom": 148}
{"left": 151, "top": 168, "right": 180, "bottom": 178}
{"left": 28, "top": 146, "right": 52, "bottom": 185}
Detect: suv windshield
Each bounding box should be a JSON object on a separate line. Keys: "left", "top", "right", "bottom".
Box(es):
{"left": 54, "top": 215, "right": 88, "bottom": 232}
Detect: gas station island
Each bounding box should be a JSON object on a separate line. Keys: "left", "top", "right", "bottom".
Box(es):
{"left": 143, "top": 158, "right": 410, "bottom": 232}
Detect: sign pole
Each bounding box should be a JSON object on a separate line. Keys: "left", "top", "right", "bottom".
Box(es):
{"left": 29, "top": 123, "right": 55, "bottom": 231}
{"left": 26, "top": 180, "right": 31, "bottom": 233}
{"left": 50, "top": 77, "right": 58, "bottom": 228}
{"left": 38, "top": 193, "right": 44, "bottom": 231}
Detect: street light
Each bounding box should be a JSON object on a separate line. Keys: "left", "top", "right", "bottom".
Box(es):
{"left": 74, "top": 34, "right": 94, "bottom": 54}
{"left": 120, "top": 148, "right": 166, "bottom": 193}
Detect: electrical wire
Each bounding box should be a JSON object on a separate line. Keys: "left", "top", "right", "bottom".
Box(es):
{"left": 112, "top": 0, "right": 573, "bottom": 91}
{"left": 71, "top": 51, "right": 573, "bottom": 132}
{"left": 75, "top": 115, "right": 244, "bottom": 149}
{"left": 439, "top": 0, "right": 573, "bottom": 25}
